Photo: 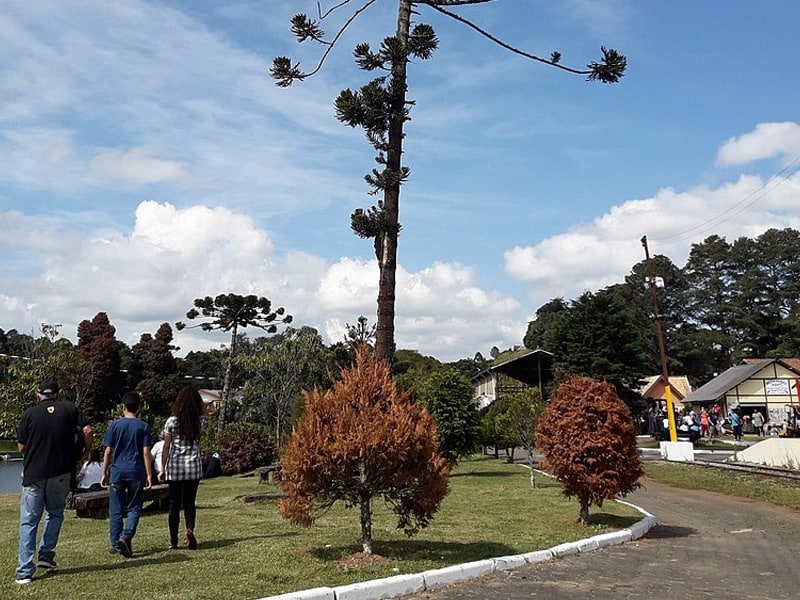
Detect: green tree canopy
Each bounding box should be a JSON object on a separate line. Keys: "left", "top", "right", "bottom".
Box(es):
{"left": 416, "top": 367, "right": 481, "bottom": 463}
{"left": 176, "top": 293, "right": 292, "bottom": 429}
{"left": 237, "top": 326, "right": 331, "bottom": 449}
{"left": 546, "top": 288, "right": 648, "bottom": 392}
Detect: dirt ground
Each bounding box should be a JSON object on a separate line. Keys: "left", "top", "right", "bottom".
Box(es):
{"left": 406, "top": 477, "right": 800, "bottom": 600}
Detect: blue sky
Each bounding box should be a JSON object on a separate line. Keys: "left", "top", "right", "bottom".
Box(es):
{"left": 2, "top": 0, "right": 799, "bottom": 361}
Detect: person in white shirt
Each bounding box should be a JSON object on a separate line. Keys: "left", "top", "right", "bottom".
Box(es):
{"left": 151, "top": 437, "right": 165, "bottom": 476}
{"left": 76, "top": 449, "right": 104, "bottom": 492}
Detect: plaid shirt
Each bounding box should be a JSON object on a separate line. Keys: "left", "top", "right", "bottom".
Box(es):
{"left": 163, "top": 416, "right": 202, "bottom": 481}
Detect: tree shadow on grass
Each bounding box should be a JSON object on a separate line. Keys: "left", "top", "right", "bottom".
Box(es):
{"left": 312, "top": 539, "right": 517, "bottom": 564}
{"left": 56, "top": 552, "right": 190, "bottom": 576}
{"left": 197, "top": 531, "right": 299, "bottom": 550}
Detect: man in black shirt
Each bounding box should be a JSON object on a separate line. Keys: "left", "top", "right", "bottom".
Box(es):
{"left": 15, "top": 380, "right": 92, "bottom": 585}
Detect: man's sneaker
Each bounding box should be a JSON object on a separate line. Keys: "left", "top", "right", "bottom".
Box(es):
{"left": 15, "top": 576, "right": 33, "bottom": 585}
{"left": 186, "top": 528, "right": 197, "bottom": 550}
{"left": 36, "top": 558, "right": 58, "bottom": 570}
{"left": 109, "top": 546, "right": 121, "bottom": 555}
{"left": 118, "top": 537, "right": 133, "bottom": 558}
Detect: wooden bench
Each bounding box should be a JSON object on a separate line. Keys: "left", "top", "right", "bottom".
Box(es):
{"left": 71, "top": 484, "right": 171, "bottom": 519}
{"left": 258, "top": 465, "right": 282, "bottom": 484}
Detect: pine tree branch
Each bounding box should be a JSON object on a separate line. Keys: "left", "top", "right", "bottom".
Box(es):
{"left": 420, "top": 1, "right": 625, "bottom": 81}
{"left": 302, "top": 0, "right": 380, "bottom": 80}
{"left": 423, "top": 0, "right": 496, "bottom": 5}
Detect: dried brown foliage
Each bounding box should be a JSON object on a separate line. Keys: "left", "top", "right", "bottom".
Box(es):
{"left": 535, "top": 375, "right": 643, "bottom": 525}
{"left": 277, "top": 347, "right": 451, "bottom": 553}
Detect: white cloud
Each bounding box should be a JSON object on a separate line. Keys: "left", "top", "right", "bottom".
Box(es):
{"left": 88, "top": 148, "right": 187, "bottom": 184}
{"left": 0, "top": 201, "right": 526, "bottom": 361}
{"left": 716, "top": 122, "right": 800, "bottom": 167}
{"left": 505, "top": 127, "right": 800, "bottom": 310}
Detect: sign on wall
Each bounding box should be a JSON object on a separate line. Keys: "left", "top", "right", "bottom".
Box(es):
{"left": 765, "top": 379, "right": 791, "bottom": 395}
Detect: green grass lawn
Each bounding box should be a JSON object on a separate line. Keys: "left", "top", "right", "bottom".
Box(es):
{"left": 645, "top": 461, "right": 800, "bottom": 510}
{"left": 0, "top": 456, "right": 640, "bottom": 600}
{"left": 0, "top": 440, "right": 18, "bottom": 453}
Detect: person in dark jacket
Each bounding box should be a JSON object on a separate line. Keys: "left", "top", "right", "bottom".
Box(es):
{"left": 15, "top": 381, "right": 92, "bottom": 585}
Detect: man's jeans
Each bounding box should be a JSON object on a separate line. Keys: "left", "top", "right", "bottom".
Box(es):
{"left": 109, "top": 477, "right": 144, "bottom": 549}
{"left": 17, "top": 474, "right": 70, "bottom": 579}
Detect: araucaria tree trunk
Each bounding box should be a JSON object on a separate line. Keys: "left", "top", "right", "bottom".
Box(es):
{"left": 374, "top": 0, "right": 411, "bottom": 364}
{"left": 217, "top": 322, "right": 238, "bottom": 430}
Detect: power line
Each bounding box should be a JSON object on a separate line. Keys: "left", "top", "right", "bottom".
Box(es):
{"left": 653, "top": 154, "right": 800, "bottom": 243}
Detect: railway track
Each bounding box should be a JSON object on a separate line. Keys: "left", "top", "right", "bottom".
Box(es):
{"left": 684, "top": 458, "right": 800, "bottom": 482}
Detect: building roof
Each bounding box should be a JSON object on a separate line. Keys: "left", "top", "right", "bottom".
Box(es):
{"left": 742, "top": 357, "right": 800, "bottom": 371}
{"left": 683, "top": 359, "right": 800, "bottom": 404}
{"left": 472, "top": 348, "right": 554, "bottom": 387}
{"left": 638, "top": 375, "right": 692, "bottom": 400}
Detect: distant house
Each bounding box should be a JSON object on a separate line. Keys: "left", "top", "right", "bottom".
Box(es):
{"left": 471, "top": 348, "right": 554, "bottom": 408}
{"left": 638, "top": 375, "right": 693, "bottom": 408}
{"left": 682, "top": 358, "right": 800, "bottom": 423}
{"left": 197, "top": 389, "right": 221, "bottom": 415}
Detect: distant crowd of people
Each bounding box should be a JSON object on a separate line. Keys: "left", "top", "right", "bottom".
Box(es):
{"left": 14, "top": 381, "right": 209, "bottom": 585}
{"left": 646, "top": 401, "right": 800, "bottom": 441}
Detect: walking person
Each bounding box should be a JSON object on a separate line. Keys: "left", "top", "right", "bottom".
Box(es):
{"left": 15, "top": 380, "right": 92, "bottom": 585}
{"left": 751, "top": 409, "right": 765, "bottom": 437}
{"left": 101, "top": 391, "right": 153, "bottom": 557}
{"left": 730, "top": 408, "right": 743, "bottom": 441}
{"left": 700, "top": 408, "right": 711, "bottom": 439}
{"left": 159, "top": 386, "right": 204, "bottom": 550}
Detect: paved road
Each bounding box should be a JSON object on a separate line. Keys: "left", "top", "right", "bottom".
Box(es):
{"left": 408, "top": 477, "right": 800, "bottom": 600}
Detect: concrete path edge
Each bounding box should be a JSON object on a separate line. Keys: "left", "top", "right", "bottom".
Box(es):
{"left": 255, "top": 500, "right": 657, "bottom": 600}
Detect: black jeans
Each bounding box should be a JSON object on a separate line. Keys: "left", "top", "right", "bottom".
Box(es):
{"left": 167, "top": 479, "right": 199, "bottom": 546}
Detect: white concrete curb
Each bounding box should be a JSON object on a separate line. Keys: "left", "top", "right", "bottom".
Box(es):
{"left": 422, "top": 559, "right": 495, "bottom": 591}
{"left": 256, "top": 497, "right": 656, "bottom": 600}
{"left": 335, "top": 574, "right": 426, "bottom": 600}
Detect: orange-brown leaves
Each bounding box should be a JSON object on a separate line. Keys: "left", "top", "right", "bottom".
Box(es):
{"left": 278, "top": 347, "right": 451, "bottom": 539}
{"left": 535, "top": 375, "right": 643, "bottom": 514}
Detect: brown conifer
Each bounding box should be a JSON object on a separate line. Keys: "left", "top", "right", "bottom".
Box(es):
{"left": 278, "top": 347, "right": 451, "bottom": 554}
{"left": 535, "top": 375, "right": 643, "bottom": 525}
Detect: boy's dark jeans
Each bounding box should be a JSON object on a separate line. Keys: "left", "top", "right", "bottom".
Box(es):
{"left": 109, "top": 477, "right": 144, "bottom": 549}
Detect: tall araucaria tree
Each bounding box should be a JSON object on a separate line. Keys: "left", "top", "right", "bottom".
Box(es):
{"left": 271, "top": 1, "right": 626, "bottom": 364}
{"left": 175, "top": 294, "right": 292, "bottom": 429}
{"left": 278, "top": 346, "right": 451, "bottom": 555}
{"left": 535, "top": 375, "right": 643, "bottom": 526}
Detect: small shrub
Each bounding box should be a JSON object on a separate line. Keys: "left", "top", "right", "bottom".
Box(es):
{"left": 217, "top": 422, "right": 276, "bottom": 475}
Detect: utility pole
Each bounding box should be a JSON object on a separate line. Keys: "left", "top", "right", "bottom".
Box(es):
{"left": 641, "top": 236, "right": 678, "bottom": 442}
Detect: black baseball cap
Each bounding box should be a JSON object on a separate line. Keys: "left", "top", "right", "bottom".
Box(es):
{"left": 38, "top": 380, "right": 59, "bottom": 398}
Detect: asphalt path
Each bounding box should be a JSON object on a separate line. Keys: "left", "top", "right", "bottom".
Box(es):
{"left": 407, "top": 477, "right": 800, "bottom": 600}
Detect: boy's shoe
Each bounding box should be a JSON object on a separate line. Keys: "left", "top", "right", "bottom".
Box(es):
{"left": 109, "top": 546, "right": 121, "bottom": 555}
{"left": 118, "top": 537, "right": 133, "bottom": 558}
{"left": 186, "top": 528, "right": 197, "bottom": 550}
{"left": 36, "top": 557, "right": 58, "bottom": 570}
{"left": 15, "top": 576, "right": 33, "bottom": 585}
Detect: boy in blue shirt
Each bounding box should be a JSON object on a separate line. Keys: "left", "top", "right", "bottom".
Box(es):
{"left": 101, "top": 391, "right": 153, "bottom": 557}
